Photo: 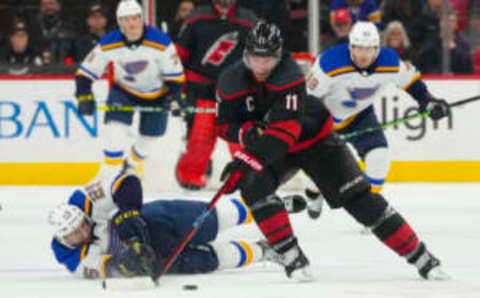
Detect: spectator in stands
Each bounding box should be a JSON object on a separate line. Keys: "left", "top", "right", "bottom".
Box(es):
{"left": 0, "top": 19, "right": 43, "bottom": 74}
{"left": 330, "top": 0, "right": 382, "bottom": 28}
{"left": 464, "top": 1, "right": 480, "bottom": 51}
{"left": 238, "top": 0, "right": 290, "bottom": 39}
{"left": 164, "top": 0, "right": 195, "bottom": 41}
{"left": 443, "top": 10, "right": 473, "bottom": 73}
{"left": 29, "top": 0, "right": 75, "bottom": 68}
{"left": 382, "top": 0, "right": 442, "bottom": 73}
{"left": 382, "top": 21, "right": 412, "bottom": 62}
{"left": 322, "top": 8, "right": 352, "bottom": 50}
{"left": 72, "top": 3, "right": 109, "bottom": 63}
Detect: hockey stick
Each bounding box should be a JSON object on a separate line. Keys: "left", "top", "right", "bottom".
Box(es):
{"left": 97, "top": 105, "right": 216, "bottom": 114}
{"left": 342, "top": 95, "right": 480, "bottom": 140}
{"left": 101, "top": 172, "right": 242, "bottom": 290}
{"left": 152, "top": 171, "right": 242, "bottom": 280}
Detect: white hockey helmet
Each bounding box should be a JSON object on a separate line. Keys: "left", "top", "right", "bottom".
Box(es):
{"left": 116, "top": 0, "right": 143, "bottom": 25}
{"left": 48, "top": 203, "right": 88, "bottom": 248}
{"left": 349, "top": 21, "right": 380, "bottom": 49}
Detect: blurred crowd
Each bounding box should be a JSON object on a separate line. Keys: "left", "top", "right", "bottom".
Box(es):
{"left": 0, "top": 0, "right": 479, "bottom": 75}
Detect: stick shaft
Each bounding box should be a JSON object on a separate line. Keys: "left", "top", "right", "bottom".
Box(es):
{"left": 152, "top": 172, "right": 241, "bottom": 281}
{"left": 343, "top": 95, "right": 480, "bottom": 140}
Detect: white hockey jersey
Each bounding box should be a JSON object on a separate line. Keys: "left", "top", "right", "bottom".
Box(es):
{"left": 51, "top": 181, "right": 122, "bottom": 279}
{"left": 307, "top": 44, "right": 421, "bottom": 129}
{"left": 76, "top": 26, "right": 185, "bottom": 100}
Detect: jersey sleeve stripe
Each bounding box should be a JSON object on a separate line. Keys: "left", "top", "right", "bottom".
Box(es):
{"left": 100, "top": 255, "right": 112, "bottom": 278}
{"left": 80, "top": 244, "right": 90, "bottom": 261}
{"left": 333, "top": 114, "right": 357, "bottom": 130}
{"left": 401, "top": 72, "right": 421, "bottom": 90}
{"left": 163, "top": 72, "right": 185, "bottom": 77}
{"left": 77, "top": 66, "right": 99, "bottom": 80}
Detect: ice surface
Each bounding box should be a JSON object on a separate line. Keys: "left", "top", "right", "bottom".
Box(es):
{"left": 1, "top": 184, "right": 479, "bottom": 298}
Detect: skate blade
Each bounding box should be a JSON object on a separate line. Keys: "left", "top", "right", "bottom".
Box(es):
{"left": 290, "top": 266, "right": 316, "bottom": 283}
{"left": 426, "top": 267, "right": 451, "bottom": 281}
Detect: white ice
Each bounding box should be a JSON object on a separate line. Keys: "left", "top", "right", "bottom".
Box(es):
{"left": 1, "top": 184, "right": 479, "bottom": 298}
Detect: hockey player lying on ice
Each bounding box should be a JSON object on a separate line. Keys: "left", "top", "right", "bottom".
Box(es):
{"left": 48, "top": 167, "right": 305, "bottom": 279}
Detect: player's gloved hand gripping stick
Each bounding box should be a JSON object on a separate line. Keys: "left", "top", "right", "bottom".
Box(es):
{"left": 101, "top": 172, "right": 243, "bottom": 290}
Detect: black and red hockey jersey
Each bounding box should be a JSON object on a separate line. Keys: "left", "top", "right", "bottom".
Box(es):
{"left": 176, "top": 4, "right": 257, "bottom": 84}
{"left": 216, "top": 53, "right": 333, "bottom": 166}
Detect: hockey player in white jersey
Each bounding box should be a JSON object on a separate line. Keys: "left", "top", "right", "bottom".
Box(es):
{"left": 305, "top": 22, "right": 451, "bottom": 220}
{"left": 75, "top": 0, "right": 185, "bottom": 187}
{"left": 48, "top": 166, "right": 308, "bottom": 279}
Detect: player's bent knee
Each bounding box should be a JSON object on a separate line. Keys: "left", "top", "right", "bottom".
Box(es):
{"left": 240, "top": 171, "right": 277, "bottom": 206}
{"left": 343, "top": 192, "right": 388, "bottom": 226}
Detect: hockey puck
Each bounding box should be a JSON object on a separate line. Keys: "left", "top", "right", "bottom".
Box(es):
{"left": 183, "top": 284, "right": 198, "bottom": 290}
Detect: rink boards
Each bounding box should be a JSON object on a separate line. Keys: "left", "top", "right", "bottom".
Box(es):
{"left": 0, "top": 75, "right": 479, "bottom": 189}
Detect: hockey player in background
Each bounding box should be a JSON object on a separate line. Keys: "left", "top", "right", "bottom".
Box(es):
{"left": 305, "top": 21, "right": 451, "bottom": 219}
{"left": 175, "top": 0, "right": 257, "bottom": 190}
{"left": 74, "top": 0, "right": 185, "bottom": 188}
{"left": 216, "top": 21, "right": 449, "bottom": 281}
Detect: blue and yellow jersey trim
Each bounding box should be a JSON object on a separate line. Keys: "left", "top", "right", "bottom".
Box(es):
{"left": 333, "top": 114, "right": 358, "bottom": 131}
{"left": 76, "top": 66, "right": 99, "bottom": 80}
{"left": 163, "top": 72, "right": 186, "bottom": 84}
{"left": 99, "top": 30, "right": 125, "bottom": 51}
{"left": 327, "top": 66, "right": 356, "bottom": 77}
{"left": 117, "top": 84, "right": 170, "bottom": 100}
{"left": 402, "top": 72, "right": 422, "bottom": 90}
{"left": 142, "top": 25, "right": 172, "bottom": 51}
{"left": 231, "top": 241, "right": 255, "bottom": 267}
{"left": 68, "top": 190, "right": 92, "bottom": 217}
{"left": 100, "top": 255, "right": 112, "bottom": 278}
{"left": 142, "top": 40, "right": 167, "bottom": 51}
{"left": 320, "top": 44, "right": 353, "bottom": 77}
{"left": 101, "top": 42, "right": 126, "bottom": 51}
{"left": 367, "top": 10, "right": 382, "bottom": 23}
{"left": 103, "top": 150, "right": 124, "bottom": 166}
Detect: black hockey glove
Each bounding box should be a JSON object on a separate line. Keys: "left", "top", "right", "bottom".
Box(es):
{"left": 239, "top": 121, "right": 267, "bottom": 147}
{"left": 220, "top": 150, "right": 264, "bottom": 194}
{"left": 112, "top": 209, "right": 151, "bottom": 245}
{"left": 76, "top": 93, "right": 96, "bottom": 116}
{"left": 105, "top": 241, "right": 157, "bottom": 277}
{"left": 424, "top": 98, "right": 450, "bottom": 121}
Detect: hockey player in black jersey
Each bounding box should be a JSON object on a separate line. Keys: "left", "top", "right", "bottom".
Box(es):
{"left": 216, "top": 21, "right": 449, "bottom": 281}
{"left": 175, "top": 0, "right": 257, "bottom": 190}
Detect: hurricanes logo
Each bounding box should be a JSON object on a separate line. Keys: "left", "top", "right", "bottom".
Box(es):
{"left": 202, "top": 31, "right": 239, "bottom": 66}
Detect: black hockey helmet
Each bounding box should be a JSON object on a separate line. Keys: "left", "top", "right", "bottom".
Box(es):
{"left": 213, "top": 0, "right": 236, "bottom": 9}
{"left": 244, "top": 21, "right": 283, "bottom": 59}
